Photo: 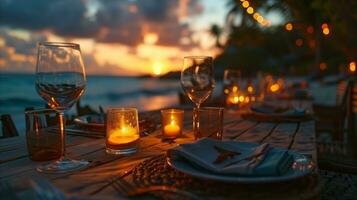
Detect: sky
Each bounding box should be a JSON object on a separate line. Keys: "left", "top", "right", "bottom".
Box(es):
{"left": 0, "top": 0, "right": 282, "bottom": 76}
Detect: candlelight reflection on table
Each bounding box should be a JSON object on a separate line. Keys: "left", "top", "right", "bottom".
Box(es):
{"left": 106, "top": 108, "right": 140, "bottom": 155}
{"left": 161, "top": 109, "right": 184, "bottom": 139}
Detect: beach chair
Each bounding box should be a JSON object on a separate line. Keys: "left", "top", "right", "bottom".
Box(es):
{"left": 313, "top": 80, "right": 352, "bottom": 141}
{"left": 317, "top": 79, "right": 357, "bottom": 173}
{"left": 0, "top": 114, "right": 19, "bottom": 139}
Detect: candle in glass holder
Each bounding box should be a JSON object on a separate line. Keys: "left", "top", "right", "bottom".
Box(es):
{"left": 161, "top": 109, "right": 184, "bottom": 138}
{"left": 106, "top": 108, "right": 140, "bottom": 155}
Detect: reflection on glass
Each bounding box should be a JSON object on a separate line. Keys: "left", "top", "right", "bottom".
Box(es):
{"left": 35, "top": 42, "right": 88, "bottom": 173}
{"left": 181, "top": 56, "right": 215, "bottom": 139}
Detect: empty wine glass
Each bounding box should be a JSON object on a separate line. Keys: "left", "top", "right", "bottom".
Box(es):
{"left": 35, "top": 42, "right": 88, "bottom": 173}
{"left": 223, "top": 69, "right": 241, "bottom": 95}
{"left": 181, "top": 56, "right": 215, "bottom": 139}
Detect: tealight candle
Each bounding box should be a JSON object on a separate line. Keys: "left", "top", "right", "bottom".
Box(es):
{"left": 106, "top": 108, "right": 140, "bottom": 155}
{"left": 108, "top": 126, "right": 139, "bottom": 145}
{"left": 161, "top": 109, "right": 184, "bottom": 139}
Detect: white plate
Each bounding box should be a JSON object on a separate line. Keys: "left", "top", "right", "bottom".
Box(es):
{"left": 167, "top": 151, "right": 314, "bottom": 183}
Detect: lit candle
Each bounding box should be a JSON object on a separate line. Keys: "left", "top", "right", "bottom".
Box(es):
{"left": 270, "top": 83, "right": 280, "bottom": 93}
{"left": 108, "top": 126, "right": 139, "bottom": 145}
{"left": 164, "top": 120, "right": 181, "bottom": 137}
{"left": 106, "top": 108, "right": 140, "bottom": 155}
{"left": 161, "top": 109, "right": 184, "bottom": 139}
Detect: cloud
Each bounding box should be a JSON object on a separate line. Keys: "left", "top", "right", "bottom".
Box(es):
{"left": 0, "top": 0, "right": 98, "bottom": 37}
{"left": 0, "top": 0, "right": 202, "bottom": 47}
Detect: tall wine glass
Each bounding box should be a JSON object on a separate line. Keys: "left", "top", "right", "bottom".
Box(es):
{"left": 181, "top": 56, "right": 215, "bottom": 139}
{"left": 35, "top": 42, "right": 88, "bottom": 173}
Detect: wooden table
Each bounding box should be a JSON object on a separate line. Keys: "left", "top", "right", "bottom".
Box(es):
{"left": 0, "top": 101, "right": 321, "bottom": 200}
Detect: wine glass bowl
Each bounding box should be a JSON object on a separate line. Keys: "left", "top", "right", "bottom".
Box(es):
{"left": 223, "top": 69, "right": 241, "bottom": 95}
{"left": 181, "top": 56, "right": 215, "bottom": 106}
{"left": 181, "top": 56, "right": 215, "bottom": 138}
{"left": 36, "top": 42, "right": 86, "bottom": 111}
{"left": 35, "top": 42, "right": 88, "bottom": 173}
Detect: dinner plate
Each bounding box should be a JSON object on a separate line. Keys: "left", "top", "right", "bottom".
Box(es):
{"left": 167, "top": 151, "right": 314, "bottom": 183}
{"left": 73, "top": 114, "right": 105, "bottom": 131}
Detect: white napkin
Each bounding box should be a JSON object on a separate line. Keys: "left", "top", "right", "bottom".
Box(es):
{"left": 168, "top": 138, "right": 293, "bottom": 176}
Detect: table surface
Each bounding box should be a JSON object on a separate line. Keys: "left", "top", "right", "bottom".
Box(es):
{"left": 0, "top": 100, "right": 319, "bottom": 200}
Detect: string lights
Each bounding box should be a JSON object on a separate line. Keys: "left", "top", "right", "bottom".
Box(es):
{"left": 240, "top": 0, "right": 271, "bottom": 27}
{"left": 284, "top": 22, "right": 331, "bottom": 37}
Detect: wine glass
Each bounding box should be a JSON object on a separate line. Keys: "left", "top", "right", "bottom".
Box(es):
{"left": 181, "top": 56, "right": 215, "bottom": 139}
{"left": 35, "top": 42, "right": 88, "bottom": 173}
{"left": 223, "top": 69, "right": 241, "bottom": 95}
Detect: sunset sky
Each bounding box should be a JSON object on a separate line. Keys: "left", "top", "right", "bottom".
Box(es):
{"left": 0, "top": 0, "right": 282, "bottom": 76}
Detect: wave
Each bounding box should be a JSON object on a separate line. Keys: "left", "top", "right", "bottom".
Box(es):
{"left": 0, "top": 98, "right": 44, "bottom": 106}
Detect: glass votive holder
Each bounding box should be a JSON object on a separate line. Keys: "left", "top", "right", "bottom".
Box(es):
{"left": 196, "top": 107, "right": 224, "bottom": 140}
{"left": 25, "top": 109, "right": 62, "bottom": 161}
{"left": 161, "top": 109, "right": 184, "bottom": 139}
{"left": 106, "top": 108, "right": 140, "bottom": 155}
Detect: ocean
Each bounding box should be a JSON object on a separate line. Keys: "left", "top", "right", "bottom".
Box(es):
{"left": 0, "top": 73, "right": 186, "bottom": 133}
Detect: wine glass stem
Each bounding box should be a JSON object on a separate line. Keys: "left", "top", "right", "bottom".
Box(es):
{"left": 193, "top": 103, "right": 200, "bottom": 139}
{"left": 58, "top": 112, "right": 66, "bottom": 160}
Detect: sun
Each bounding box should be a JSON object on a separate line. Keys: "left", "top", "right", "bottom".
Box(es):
{"left": 152, "top": 61, "right": 164, "bottom": 76}
{"left": 144, "top": 33, "right": 158, "bottom": 45}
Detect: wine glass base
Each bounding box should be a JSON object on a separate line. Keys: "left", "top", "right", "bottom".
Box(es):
{"left": 106, "top": 147, "right": 137, "bottom": 155}
{"left": 36, "top": 158, "right": 89, "bottom": 173}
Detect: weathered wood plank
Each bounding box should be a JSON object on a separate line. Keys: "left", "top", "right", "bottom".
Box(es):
{"left": 234, "top": 122, "right": 277, "bottom": 143}
{"left": 264, "top": 123, "right": 298, "bottom": 149}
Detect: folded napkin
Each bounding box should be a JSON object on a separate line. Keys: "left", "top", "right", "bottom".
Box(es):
{"left": 168, "top": 138, "right": 293, "bottom": 176}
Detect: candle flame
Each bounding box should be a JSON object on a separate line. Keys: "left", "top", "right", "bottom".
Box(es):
{"left": 270, "top": 84, "right": 280, "bottom": 93}
{"left": 349, "top": 61, "right": 356, "bottom": 72}
{"left": 232, "top": 86, "right": 238, "bottom": 92}
{"left": 233, "top": 96, "right": 239, "bottom": 103}
{"left": 247, "top": 85, "right": 254, "bottom": 93}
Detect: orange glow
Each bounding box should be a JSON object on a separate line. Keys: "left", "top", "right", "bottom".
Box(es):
{"left": 247, "top": 86, "right": 254, "bottom": 93}
{"left": 257, "top": 16, "right": 264, "bottom": 23}
{"left": 253, "top": 13, "right": 260, "bottom": 20}
{"left": 224, "top": 89, "right": 230, "bottom": 94}
{"left": 319, "top": 63, "right": 327, "bottom": 71}
{"left": 232, "top": 85, "right": 239, "bottom": 92}
{"left": 242, "top": 1, "right": 249, "bottom": 8}
{"left": 246, "top": 7, "right": 254, "bottom": 14}
{"left": 233, "top": 96, "right": 239, "bottom": 104}
{"left": 322, "top": 28, "right": 330, "bottom": 35}
{"left": 144, "top": 33, "right": 159, "bottom": 45}
{"left": 295, "top": 39, "right": 303, "bottom": 47}
{"left": 244, "top": 96, "right": 250, "bottom": 103}
{"left": 285, "top": 23, "right": 293, "bottom": 31}
{"left": 321, "top": 23, "right": 330, "bottom": 35}
{"left": 270, "top": 84, "right": 280, "bottom": 93}
{"left": 321, "top": 23, "right": 328, "bottom": 29}
{"left": 108, "top": 126, "right": 139, "bottom": 145}
{"left": 239, "top": 95, "right": 245, "bottom": 102}
{"left": 152, "top": 61, "right": 165, "bottom": 76}
{"left": 349, "top": 61, "right": 356, "bottom": 72}
{"left": 307, "top": 26, "right": 314, "bottom": 34}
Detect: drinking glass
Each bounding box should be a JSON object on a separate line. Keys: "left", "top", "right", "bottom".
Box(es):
{"left": 196, "top": 107, "right": 224, "bottom": 140}
{"left": 35, "top": 42, "right": 88, "bottom": 173}
{"left": 181, "top": 56, "right": 215, "bottom": 139}
{"left": 106, "top": 108, "right": 140, "bottom": 155}
{"left": 25, "top": 109, "right": 62, "bottom": 161}
{"left": 223, "top": 69, "right": 241, "bottom": 95}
